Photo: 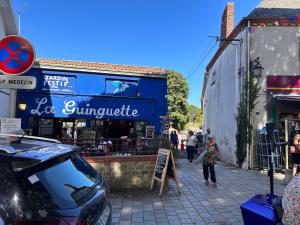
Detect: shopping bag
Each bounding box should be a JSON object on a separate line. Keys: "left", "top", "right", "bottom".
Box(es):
{"left": 196, "top": 149, "right": 207, "bottom": 164}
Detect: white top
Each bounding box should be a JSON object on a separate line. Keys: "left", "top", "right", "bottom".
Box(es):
{"left": 186, "top": 135, "right": 196, "bottom": 146}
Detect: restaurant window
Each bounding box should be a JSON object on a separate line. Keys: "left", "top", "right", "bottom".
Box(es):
{"left": 39, "top": 118, "right": 54, "bottom": 137}
{"left": 28, "top": 117, "right": 39, "bottom": 136}
{"left": 105, "top": 79, "right": 138, "bottom": 97}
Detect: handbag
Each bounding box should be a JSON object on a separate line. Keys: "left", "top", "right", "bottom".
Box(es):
{"left": 196, "top": 149, "right": 207, "bottom": 164}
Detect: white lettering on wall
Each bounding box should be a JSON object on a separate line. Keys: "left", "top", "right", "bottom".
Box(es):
{"left": 30, "top": 98, "right": 55, "bottom": 116}
{"left": 30, "top": 98, "right": 140, "bottom": 118}
{"left": 62, "top": 100, "right": 76, "bottom": 114}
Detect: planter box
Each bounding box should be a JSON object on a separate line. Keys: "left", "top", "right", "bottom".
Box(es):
{"left": 85, "top": 155, "right": 156, "bottom": 192}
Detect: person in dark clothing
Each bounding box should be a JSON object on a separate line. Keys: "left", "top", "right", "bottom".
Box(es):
{"left": 171, "top": 131, "right": 179, "bottom": 150}
{"left": 290, "top": 132, "right": 300, "bottom": 176}
{"left": 128, "top": 128, "right": 137, "bottom": 150}
{"left": 196, "top": 131, "right": 203, "bottom": 147}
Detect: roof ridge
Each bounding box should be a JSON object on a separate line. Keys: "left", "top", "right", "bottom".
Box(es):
{"left": 36, "top": 58, "right": 164, "bottom": 70}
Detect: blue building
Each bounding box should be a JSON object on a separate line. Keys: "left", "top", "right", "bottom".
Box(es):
{"left": 16, "top": 59, "right": 167, "bottom": 139}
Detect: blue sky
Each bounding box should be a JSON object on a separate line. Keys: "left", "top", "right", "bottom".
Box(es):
{"left": 12, "top": 0, "right": 261, "bottom": 107}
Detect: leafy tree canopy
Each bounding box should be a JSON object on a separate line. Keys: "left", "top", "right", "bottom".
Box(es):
{"left": 187, "top": 104, "right": 203, "bottom": 128}
{"left": 167, "top": 70, "right": 189, "bottom": 130}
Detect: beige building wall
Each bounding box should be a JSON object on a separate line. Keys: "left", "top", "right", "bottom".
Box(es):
{"left": 250, "top": 26, "right": 300, "bottom": 129}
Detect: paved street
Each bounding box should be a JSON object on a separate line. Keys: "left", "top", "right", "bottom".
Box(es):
{"left": 110, "top": 159, "right": 286, "bottom": 225}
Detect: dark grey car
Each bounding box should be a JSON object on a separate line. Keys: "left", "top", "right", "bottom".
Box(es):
{"left": 0, "top": 134, "right": 111, "bottom": 225}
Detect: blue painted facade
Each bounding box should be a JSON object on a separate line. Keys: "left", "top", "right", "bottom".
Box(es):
{"left": 16, "top": 67, "right": 167, "bottom": 137}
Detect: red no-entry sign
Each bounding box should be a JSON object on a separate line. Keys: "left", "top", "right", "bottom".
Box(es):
{"left": 0, "top": 35, "right": 35, "bottom": 75}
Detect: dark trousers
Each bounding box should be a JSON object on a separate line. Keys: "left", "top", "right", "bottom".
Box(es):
{"left": 203, "top": 164, "right": 216, "bottom": 183}
{"left": 186, "top": 146, "right": 195, "bottom": 163}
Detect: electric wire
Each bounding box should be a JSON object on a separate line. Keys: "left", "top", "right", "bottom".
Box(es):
{"left": 186, "top": 39, "right": 215, "bottom": 78}
{"left": 186, "top": 40, "right": 218, "bottom": 80}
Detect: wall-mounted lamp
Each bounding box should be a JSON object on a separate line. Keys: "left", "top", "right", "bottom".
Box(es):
{"left": 250, "top": 57, "right": 264, "bottom": 80}
{"left": 18, "top": 102, "right": 27, "bottom": 111}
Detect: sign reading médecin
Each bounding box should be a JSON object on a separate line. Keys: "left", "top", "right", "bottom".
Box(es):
{"left": 0, "top": 75, "right": 36, "bottom": 89}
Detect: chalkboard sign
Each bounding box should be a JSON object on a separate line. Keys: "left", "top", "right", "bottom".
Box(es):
{"left": 151, "top": 149, "right": 180, "bottom": 195}
{"left": 154, "top": 150, "right": 168, "bottom": 179}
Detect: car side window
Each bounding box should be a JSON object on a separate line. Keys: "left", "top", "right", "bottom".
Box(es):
{"left": 0, "top": 155, "right": 26, "bottom": 222}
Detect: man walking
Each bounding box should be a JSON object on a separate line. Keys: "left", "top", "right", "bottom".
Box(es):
{"left": 203, "top": 128, "right": 211, "bottom": 145}
{"left": 170, "top": 131, "right": 179, "bottom": 151}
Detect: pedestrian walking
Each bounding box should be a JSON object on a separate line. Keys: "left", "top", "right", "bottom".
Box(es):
{"left": 202, "top": 128, "right": 211, "bottom": 145}
{"left": 186, "top": 130, "right": 196, "bottom": 164}
{"left": 290, "top": 133, "right": 300, "bottom": 176}
{"left": 180, "top": 139, "right": 185, "bottom": 151}
{"left": 171, "top": 131, "right": 179, "bottom": 151}
{"left": 201, "top": 136, "right": 219, "bottom": 186}
{"left": 196, "top": 131, "right": 203, "bottom": 147}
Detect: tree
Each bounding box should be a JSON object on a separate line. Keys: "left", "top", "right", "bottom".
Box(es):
{"left": 187, "top": 105, "right": 203, "bottom": 126}
{"left": 167, "top": 70, "right": 189, "bottom": 130}
{"left": 185, "top": 105, "right": 203, "bottom": 130}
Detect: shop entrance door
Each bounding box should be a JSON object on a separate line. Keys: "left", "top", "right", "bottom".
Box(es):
{"left": 53, "top": 118, "right": 75, "bottom": 139}
{"left": 103, "top": 120, "right": 133, "bottom": 138}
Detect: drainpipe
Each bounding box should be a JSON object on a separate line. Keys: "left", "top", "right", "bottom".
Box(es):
{"left": 246, "top": 20, "right": 251, "bottom": 169}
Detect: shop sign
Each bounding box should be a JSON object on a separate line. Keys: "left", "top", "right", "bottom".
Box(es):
{"left": 105, "top": 79, "right": 138, "bottom": 96}
{"left": 0, "top": 75, "right": 36, "bottom": 89}
{"left": 18, "top": 95, "right": 154, "bottom": 120}
{"left": 42, "top": 75, "right": 76, "bottom": 93}
{"left": 267, "top": 75, "right": 300, "bottom": 93}
{"left": 0, "top": 118, "right": 21, "bottom": 134}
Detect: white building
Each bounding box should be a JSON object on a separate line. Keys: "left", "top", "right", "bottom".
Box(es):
{"left": 0, "top": 0, "right": 18, "bottom": 118}
{"left": 202, "top": 0, "right": 300, "bottom": 168}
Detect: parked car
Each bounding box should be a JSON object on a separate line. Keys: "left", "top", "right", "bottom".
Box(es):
{"left": 0, "top": 134, "right": 111, "bottom": 225}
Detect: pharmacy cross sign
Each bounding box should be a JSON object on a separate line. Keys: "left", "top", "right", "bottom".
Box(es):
{"left": 0, "top": 35, "right": 35, "bottom": 75}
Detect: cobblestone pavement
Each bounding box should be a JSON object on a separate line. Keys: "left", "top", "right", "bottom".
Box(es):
{"left": 110, "top": 159, "right": 286, "bottom": 225}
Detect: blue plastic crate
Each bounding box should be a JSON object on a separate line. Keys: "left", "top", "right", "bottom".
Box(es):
{"left": 240, "top": 194, "right": 280, "bottom": 225}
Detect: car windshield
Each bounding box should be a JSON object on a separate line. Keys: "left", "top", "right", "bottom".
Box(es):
{"left": 18, "top": 153, "right": 101, "bottom": 210}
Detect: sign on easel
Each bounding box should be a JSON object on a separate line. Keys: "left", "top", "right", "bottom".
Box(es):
{"left": 0, "top": 118, "right": 21, "bottom": 134}
{"left": 151, "top": 148, "right": 180, "bottom": 195}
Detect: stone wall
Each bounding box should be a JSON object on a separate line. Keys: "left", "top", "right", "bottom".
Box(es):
{"left": 85, "top": 155, "right": 156, "bottom": 192}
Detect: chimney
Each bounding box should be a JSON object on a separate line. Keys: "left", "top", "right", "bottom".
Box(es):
{"left": 221, "top": 2, "right": 234, "bottom": 40}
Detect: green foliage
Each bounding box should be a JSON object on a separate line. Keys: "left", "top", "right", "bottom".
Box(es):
{"left": 235, "top": 73, "right": 260, "bottom": 168}
{"left": 167, "top": 70, "right": 189, "bottom": 130}
{"left": 186, "top": 105, "right": 203, "bottom": 129}
{"left": 188, "top": 105, "right": 202, "bottom": 127}
{"left": 236, "top": 102, "right": 248, "bottom": 168}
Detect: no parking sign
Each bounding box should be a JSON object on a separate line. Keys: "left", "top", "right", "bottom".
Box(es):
{"left": 0, "top": 35, "right": 35, "bottom": 75}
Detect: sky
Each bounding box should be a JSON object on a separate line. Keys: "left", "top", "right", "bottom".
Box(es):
{"left": 12, "top": 0, "right": 261, "bottom": 107}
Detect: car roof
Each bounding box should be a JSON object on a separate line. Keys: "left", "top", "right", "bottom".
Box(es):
{"left": 0, "top": 134, "right": 60, "bottom": 153}
{"left": 0, "top": 135, "right": 77, "bottom": 162}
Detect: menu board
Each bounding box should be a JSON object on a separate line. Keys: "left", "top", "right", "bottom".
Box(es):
{"left": 154, "top": 150, "right": 168, "bottom": 179}
{"left": 151, "top": 149, "right": 179, "bottom": 195}
{"left": 0, "top": 118, "right": 21, "bottom": 134}
{"left": 146, "top": 126, "right": 155, "bottom": 139}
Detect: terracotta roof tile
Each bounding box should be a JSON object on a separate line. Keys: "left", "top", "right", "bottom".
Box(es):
{"left": 35, "top": 58, "right": 166, "bottom": 75}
